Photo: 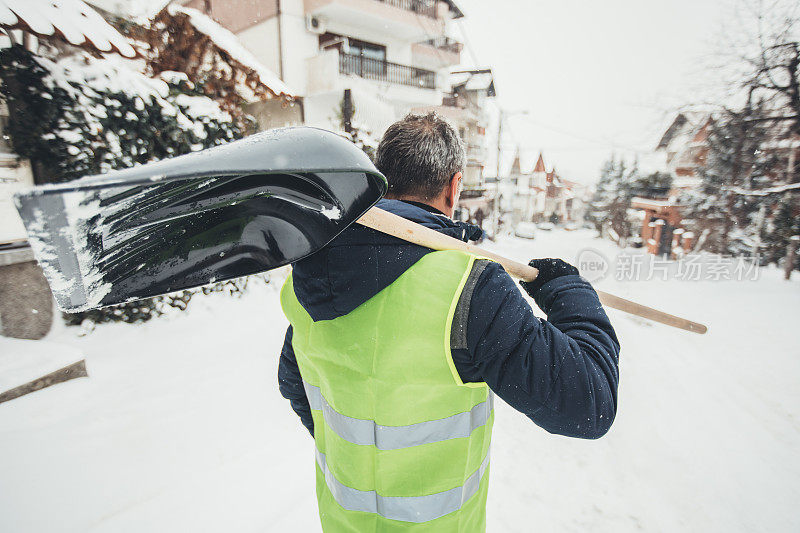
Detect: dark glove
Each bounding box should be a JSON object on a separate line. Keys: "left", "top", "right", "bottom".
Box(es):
{"left": 520, "top": 258, "right": 579, "bottom": 297}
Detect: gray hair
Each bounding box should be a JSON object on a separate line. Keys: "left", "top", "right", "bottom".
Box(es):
{"left": 375, "top": 112, "right": 466, "bottom": 200}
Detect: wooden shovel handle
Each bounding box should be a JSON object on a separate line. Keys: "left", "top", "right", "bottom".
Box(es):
{"left": 357, "top": 206, "right": 539, "bottom": 281}
{"left": 357, "top": 207, "right": 708, "bottom": 334}
{"left": 595, "top": 291, "right": 707, "bottom": 334}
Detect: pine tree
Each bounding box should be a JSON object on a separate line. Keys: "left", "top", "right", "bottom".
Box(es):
{"left": 587, "top": 156, "right": 617, "bottom": 233}
{"left": 632, "top": 171, "right": 672, "bottom": 193}
{"left": 588, "top": 155, "right": 634, "bottom": 243}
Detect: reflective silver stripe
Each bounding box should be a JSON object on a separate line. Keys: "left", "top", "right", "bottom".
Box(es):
{"left": 303, "top": 381, "right": 493, "bottom": 450}
{"left": 315, "top": 446, "right": 490, "bottom": 523}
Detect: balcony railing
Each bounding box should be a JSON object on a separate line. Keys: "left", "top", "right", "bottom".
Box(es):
{"left": 376, "top": 0, "right": 437, "bottom": 19}
{"left": 442, "top": 92, "right": 462, "bottom": 107}
{"left": 339, "top": 53, "right": 436, "bottom": 89}
{"left": 422, "top": 36, "right": 463, "bottom": 54}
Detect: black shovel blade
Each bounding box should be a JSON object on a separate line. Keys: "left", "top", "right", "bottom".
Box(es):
{"left": 14, "top": 128, "right": 387, "bottom": 312}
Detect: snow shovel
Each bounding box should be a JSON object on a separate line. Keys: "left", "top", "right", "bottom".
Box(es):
{"left": 14, "top": 127, "right": 707, "bottom": 334}
{"left": 14, "top": 128, "right": 388, "bottom": 312}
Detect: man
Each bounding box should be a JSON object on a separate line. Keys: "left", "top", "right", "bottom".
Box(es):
{"left": 278, "top": 113, "right": 620, "bottom": 532}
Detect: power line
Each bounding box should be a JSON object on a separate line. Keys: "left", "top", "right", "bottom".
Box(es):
{"left": 455, "top": 19, "right": 480, "bottom": 67}
{"left": 515, "top": 115, "right": 652, "bottom": 154}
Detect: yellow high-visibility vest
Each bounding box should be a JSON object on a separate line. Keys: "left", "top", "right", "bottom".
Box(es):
{"left": 281, "top": 250, "right": 494, "bottom": 532}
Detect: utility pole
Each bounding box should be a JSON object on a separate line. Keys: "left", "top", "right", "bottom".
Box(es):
{"left": 491, "top": 109, "right": 503, "bottom": 239}
{"left": 276, "top": 0, "right": 285, "bottom": 80}
{"left": 491, "top": 108, "right": 528, "bottom": 239}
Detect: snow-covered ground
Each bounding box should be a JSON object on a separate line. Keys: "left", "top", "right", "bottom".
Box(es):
{"left": 1, "top": 229, "right": 798, "bottom": 532}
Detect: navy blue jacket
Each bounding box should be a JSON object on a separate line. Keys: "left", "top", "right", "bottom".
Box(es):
{"left": 278, "top": 199, "right": 620, "bottom": 439}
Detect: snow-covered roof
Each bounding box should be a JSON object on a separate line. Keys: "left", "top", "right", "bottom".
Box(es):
{"left": 632, "top": 196, "right": 676, "bottom": 208}
{"left": 88, "top": 0, "right": 170, "bottom": 19}
{"left": 442, "top": 0, "right": 465, "bottom": 18}
{"left": 0, "top": 0, "right": 136, "bottom": 58}
{"left": 726, "top": 182, "right": 800, "bottom": 196}
{"left": 167, "top": 5, "right": 294, "bottom": 99}
{"left": 656, "top": 112, "right": 711, "bottom": 151}
{"left": 450, "top": 69, "right": 495, "bottom": 96}
{"left": 532, "top": 153, "right": 546, "bottom": 173}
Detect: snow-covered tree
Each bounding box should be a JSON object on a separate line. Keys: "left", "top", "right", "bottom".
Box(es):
{"left": 680, "top": 102, "right": 776, "bottom": 255}
{"left": 0, "top": 44, "right": 250, "bottom": 324}
{"left": 588, "top": 155, "right": 634, "bottom": 243}
{"left": 761, "top": 194, "right": 800, "bottom": 268}
{"left": 631, "top": 171, "right": 672, "bottom": 193}
{"left": 0, "top": 45, "right": 242, "bottom": 185}
{"left": 141, "top": 4, "right": 294, "bottom": 133}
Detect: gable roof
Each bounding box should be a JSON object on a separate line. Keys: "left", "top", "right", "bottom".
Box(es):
{"left": 450, "top": 69, "right": 495, "bottom": 96}
{"left": 657, "top": 111, "right": 711, "bottom": 150}
{"left": 442, "top": 0, "right": 464, "bottom": 18}
{"left": 0, "top": 0, "right": 136, "bottom": 57}
{"left": 164, "top": 4, "right": 294, "bottom": 99}
{"left": 509, "top": 150, "right": 522, "bottom": 175}
{"left": 533, "top": 153, "right": 546, "bottom": 173}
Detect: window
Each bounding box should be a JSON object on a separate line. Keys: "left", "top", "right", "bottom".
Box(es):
{"left": 348, "top": 38, "right": 386, "bottom": 62}
{"left": 319, "top": 33, "right": 386, "bottom": 62}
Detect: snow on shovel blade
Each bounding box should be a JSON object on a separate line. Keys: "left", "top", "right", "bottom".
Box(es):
{"left": 14, "top": 128, "right": 388, "bottom": 312}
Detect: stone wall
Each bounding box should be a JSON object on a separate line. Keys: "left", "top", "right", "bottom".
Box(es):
{"left": 0, "top": 249, "right": 53, "bottom": 339}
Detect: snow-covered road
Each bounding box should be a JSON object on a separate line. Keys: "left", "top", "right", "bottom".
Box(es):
{"left": 1, "top": 229, "right": 798, "bottom": 532}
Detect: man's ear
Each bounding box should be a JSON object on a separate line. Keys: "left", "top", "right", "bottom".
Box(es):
{"left": 445, "top": 171, "right": 463, "bottom": 209}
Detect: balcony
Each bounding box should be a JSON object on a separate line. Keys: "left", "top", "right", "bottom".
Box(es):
{"left": 378, "top": 0, "right": 437, "bottom": 18}
{"left": 305, "top": 0, "right": 445, "bottom": 41}
{"left": 412, "top": 36, "right": 462, "bottom": 69}
{"left": 466, "top": 142, "right": 486, "bottom": 163}
{"left": 422, "top": 36, "right": 463, "bottom": 53}
{"left": 339, "top": 53, "right": 436, "bottom": 89}
{"left": 442, "top": 92, "right": 459, "bottom": 107}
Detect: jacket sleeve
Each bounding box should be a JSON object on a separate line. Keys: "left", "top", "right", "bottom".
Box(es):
{"left": 277, "top": 326, "right": 314, "bottom": 436}
{"left": 451, "top": 262, "right": 620, "bottom": 439}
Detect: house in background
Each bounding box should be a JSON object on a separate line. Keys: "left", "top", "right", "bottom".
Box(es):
{"left": 508, "top": 151, "right": 540, "bottom": 224}
{"left": 164, "top": 0, "right": 467, "bottom": 138}
{"left": 508, "top": 151, "right": 585, "bottom": 225}
{"left": 656, "top": 112, "right": 711, "bottom": 190}
{"left": 635, "top": 110, "right": 799, "bottom": 256}
{"left": 414, "top": 69, "right": 495, "bottom": 225}
{"left": 632, "top": 112, "right": 712, "bottom": 255}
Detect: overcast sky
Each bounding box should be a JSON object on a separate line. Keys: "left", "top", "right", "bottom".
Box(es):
{"left": 455, "top": 0, "right": 736, "bottom": 184}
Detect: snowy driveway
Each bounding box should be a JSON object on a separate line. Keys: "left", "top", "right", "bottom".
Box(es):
{"left": 1, "top": 229, "right": 799, "bottom": 532}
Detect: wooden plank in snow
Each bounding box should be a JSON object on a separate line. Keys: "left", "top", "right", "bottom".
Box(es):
{"left": 0, "top": 359, "right": 88, "bottom": 405}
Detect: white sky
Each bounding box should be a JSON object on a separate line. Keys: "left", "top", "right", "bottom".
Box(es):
{"left": 455, "top": 0, "right": 736, "bottom": 184}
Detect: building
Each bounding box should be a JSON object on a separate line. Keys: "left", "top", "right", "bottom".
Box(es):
{"left": 655, "top": 112, "right": 712, "bottom": 191}
{"left": 635, "top": 110, "right": 799, "bottom": 256}
{"left": 631, "top": 112, "right": 713, "bottom": 255}
{"left": 507, "top": 151, "right": 585, "bottom": 225}
{"left": 165, "top": 0, "right": 466, "bottom": 137}
{"left": 507, "top": 151, "right": 539, "bottom": 223}
{"left": 414, "top": 69, "right": 495, "bottom": 225}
